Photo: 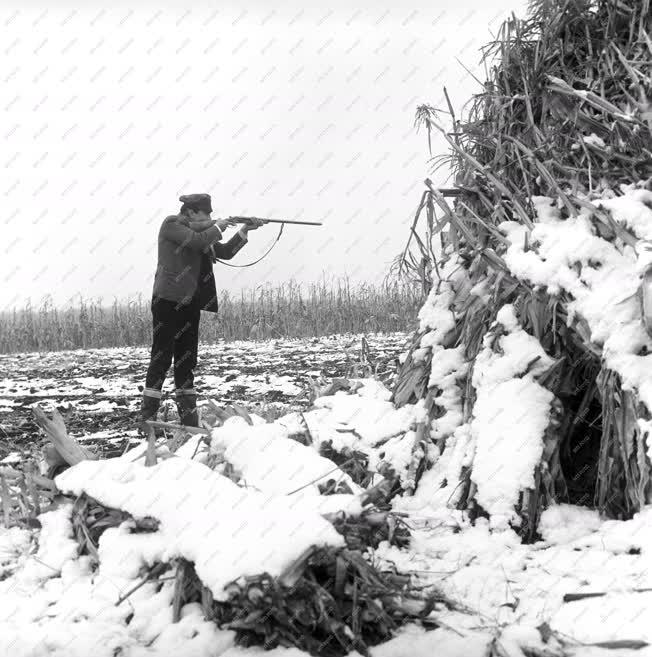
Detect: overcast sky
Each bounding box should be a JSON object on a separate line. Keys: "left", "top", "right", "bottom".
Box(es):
{"left": 1, "top": 0, "right": 526, "bottom": 310}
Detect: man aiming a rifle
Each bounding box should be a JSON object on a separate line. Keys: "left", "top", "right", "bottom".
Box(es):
{"left": 139, "top": 193, "right": 265, "bottom": 433}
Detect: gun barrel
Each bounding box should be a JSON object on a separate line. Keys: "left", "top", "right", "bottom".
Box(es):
{"left": 264, "top": 219, "right": 322, "bottom": 225}
{"left": 228, "top": 216, "right": 322, "bottom": 226}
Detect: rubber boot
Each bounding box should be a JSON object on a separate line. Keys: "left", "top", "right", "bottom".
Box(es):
{"left": 175, "top": 388, "right": 199, "bottom": 428}
{"left": 138, "top": 388, "right": 162, "bottom": 436}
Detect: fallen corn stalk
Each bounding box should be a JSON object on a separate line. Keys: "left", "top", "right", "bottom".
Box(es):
{"left": 32, "top": 404, "right": 98, "bottom": 466}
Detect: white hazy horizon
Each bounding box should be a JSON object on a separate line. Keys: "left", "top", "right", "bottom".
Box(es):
{"left": 1, "top": 0, "right": 526, "bottom": 311}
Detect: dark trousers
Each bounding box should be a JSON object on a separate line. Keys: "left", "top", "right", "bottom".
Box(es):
{"left": 145, "top": 295, "right": 201, "bottom": 393}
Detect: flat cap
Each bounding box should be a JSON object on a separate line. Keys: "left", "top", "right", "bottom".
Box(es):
{"left": 179, "top": 193, "right": 212, "bottom": 213}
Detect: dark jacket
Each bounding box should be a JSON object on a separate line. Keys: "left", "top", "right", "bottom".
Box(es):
{"left": 152, "top": 214, "right": 247, "bottom": 313}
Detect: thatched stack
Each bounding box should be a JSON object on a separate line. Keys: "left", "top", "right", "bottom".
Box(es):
{"left": 392, "top": 0, "right": 652, "bottom": 537}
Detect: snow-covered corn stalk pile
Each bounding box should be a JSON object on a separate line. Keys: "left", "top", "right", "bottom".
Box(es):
{"left": 394, "top": 0, "right": 652, "bottom": 536}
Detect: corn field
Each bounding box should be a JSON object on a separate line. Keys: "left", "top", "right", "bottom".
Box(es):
{"left": 0, "top": 278, "right": 422, "bottom": 354}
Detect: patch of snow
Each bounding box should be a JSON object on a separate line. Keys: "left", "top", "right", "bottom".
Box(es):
{"left": 0, "top": 452, "right": 21, "bottom": 464}
{"left": 470, "top": 305, "right": 554, "bottom": 529}
{"left": 538, "top": 504, "right": 602, "bottom": 544}
{"left": 581, "top": 133, "right": 606, "bottom": 149}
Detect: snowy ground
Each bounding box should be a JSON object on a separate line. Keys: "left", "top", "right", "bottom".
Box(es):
{"left": 0, "top": 332, "right": 407, "bottom": 461}
{"left": 1, "top": 371, "right": 652, "bottom": 656}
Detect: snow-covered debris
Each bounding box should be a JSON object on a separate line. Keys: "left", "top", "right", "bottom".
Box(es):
{"left": 209, "top": 415, "right": 363, "bottom": 497}
{"left": 19, "top": 505, "right": 79, "bottom": 582}
{"left": 307, "top": 380, "right": 417, "bottom": 448}
{"left": 595, "top": 188, "right": 652, "bottom": 241}
{"left": 396, "top": 423, "right": 475, "bottom": 515}
{"left": 417, "top": 272, "right": 458, "bottom": 339}
{"left": 0, "top": 525, "right": 31, "bottom": 580}
{"left": 274, "top": 378, "right": 427, "bottom": 488}
{"left": 54, "top": 457, "right": 351, "bottom": 601}
{"left": 416, "top": 256, "right": 472, "bottom": 443}
{"left": 425, "top": 346, "right": 467, "bottom": 439}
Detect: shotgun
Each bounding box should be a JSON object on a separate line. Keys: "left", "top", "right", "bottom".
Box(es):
{"left": 227, "top": 216, "right": 322, "bottom": 226}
